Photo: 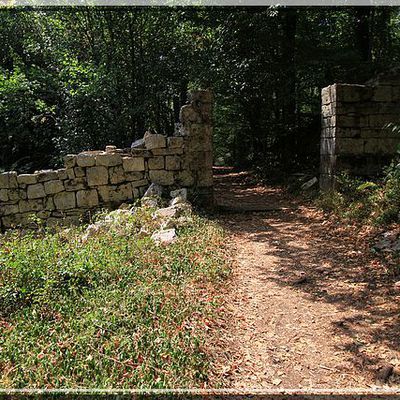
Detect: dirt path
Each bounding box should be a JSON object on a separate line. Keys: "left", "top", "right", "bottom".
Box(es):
{"left": 210, "top": 169, "right": 400, "bottom": 389}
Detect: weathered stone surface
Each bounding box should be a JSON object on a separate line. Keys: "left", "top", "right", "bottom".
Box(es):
{"left": 19, "top": 199, "right": 44, "bottom": 213}
{"left": 87, "top": 166, "right": 108, "bottom": 186}
{"left": 148, "top": 156, "right": 164, "bottom": 170}
{"left": 143, "top": 183, "right": 163, "bottom": 198}
{"left": 76, "top": 153, "right": 96, "bottom": 167}
{"left": 131, "top": 179, "right": 149, "bottom": 188}
{"left": 166, "top": 156, "right": 181, "bottom": 170}
{"left": 0, "top": 203, "right": 19, "bottom": 216}
{"left": 63, "top": 155, "right": 76, "bottom": 168}
{"left": 144, "top": 134, "right": 166, "bottom": 150}
{"left": 77, "top": 189, "right": 99, "bottom": 208}
{"left": 57, "top": 169, "right": 68, "bottom": 180}
{"left": 131, "top": 138, "right": 145, "bottom": 149}
{"left": 149, "top": 170, "right": 174, "bottom": 186}
{"left": 54, "top": 192, "right": 76, "bottom": 210}
{"left": 151, "top": 228, "right": 177, "bottom": 245}
{"left": 180, "top": 104, "right": 202, "bottom": 124}
{"left": 45, "top": 197, "right": 55, "bottom": 210}
{"left": 74, "top": 166, "right": 85, "bottom": 178}
{"left": 197, "top": 169, "right": 213, "bottom": 187}
{"left": 98, "top": 183, "right": 133, "bottom": 204}
{"left": 66, "top": 168, "right": 75, "bottom": 180}
{"left": 64, "top": 178, "right": 86, "bottom": 191}
{"left": 105, "top": 145, "right": 117, "bottom": 153}
{"left": 44, "top": 180, "right": 64, "bottom": 195}
{"left": 0, "top": 189, "right": 8, "bottom": 202}
{"left": 167, "top": 136, "right": 184, "bottom": 148}
{"left": 152, "top": 148, "right": 184, "bottom": 156}
{"left": 96, "top": 153, "right": 122, "bottom": 167}
{"left": 27, "top": 183, "right": 46, "bottom": 199}
{"left": 109, "top": 166, "right": 126, "bottom": 184}
{"left": 170, "top": 188, "right": 187, "bottom": 200}
{"left": 17, "top": 174, "right": 38, "bottom": 185}
{"left": 125, "top": 171, "right": 144, "bottom": 182}
{"left": 36, "top": 170, "right": 59, "bottom": 182}
{"left": 176, "top": 170, "right": 194, "bottom": 186}
{"left": 0, "top": 172, "right": 18, "bottom": 189}
{"left": 122, "top": 157, "right": 145, "bottom": 172}
{"left": 7, "top": 189, "right": 22, "bottom": 201}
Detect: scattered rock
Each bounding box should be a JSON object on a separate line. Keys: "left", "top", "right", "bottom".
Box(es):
{"left": 293, "top": 275, "right": 309, "bottom": 285}
{"left": 143, "top": 183, "right": 163, "bottom": 198}
{"left": 394, "top": 281, "right": 400, "bottom": 292}
{"left": 170, "top": 196, "right": 187, "bottom": 207}
{"left": 301, "top": 177, "right": 318, "bottom": 190}
{"left": 151, "top": 228, "right": 177, "bottom": 245}
{"left": 373, "top": 230, "right": 400, "bottom": 253}
{"left": 142, "top": 197, "right": 159, "bottom": 208}
{"left": 170, "top": 188, "right": 187, "bottom": 200}
{"left": 154, "top": 206, "right": 180, "bottom": 219}
{"left": 376, "top": 364, "right": 394, "bottom": 382}
{"left": 131, "top": 138, "right": 145, "bottom": 149}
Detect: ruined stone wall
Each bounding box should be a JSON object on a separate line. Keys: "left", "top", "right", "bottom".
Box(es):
{"left": 320, "top": 81, "right": 400, "bottom": 190}
{"left": 0, "top": 90, "right": 214, "bottom": 230}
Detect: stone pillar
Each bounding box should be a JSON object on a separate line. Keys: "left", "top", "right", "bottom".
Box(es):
{"left": 180, "top": 89, "right": 214, "bottom": 208}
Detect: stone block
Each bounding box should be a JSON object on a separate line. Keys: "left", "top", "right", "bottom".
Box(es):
{"left": 122, "top": 157, "right": 145, "bottom": 172}
{"left": 109, "top": 165, "right": 126, "bottom": 184}
{"left": 64, "top": 178, "right": 86, "bottom": 191}
{"left": 167, "top": 136, "right": 184, "bottom": 148}
{"left": 0, "top": 203, "right": 19, "bottom": 216}
{"left": 66, "top": 168, "right": 75, "bottom": 180}
{"left": 131, "top": 179, "right": 149, "bottom": 188}
{"left": 77, "top": 189, "right": 99, "bottom": 208}
{"left": 0, "top": 172, "right": 18, "bottom": 189}
{"left": 63, "top": 155, "right": 76, "bottom": 168}
{"left": 148, "top": 156, "right": 165, "bottom": 170}
{"left": 197, "top": 169, "right": 213, "bottom": 187}
{"left": 149, "top": 170, "right": 174, "bottom": 186}
{"left": 151, "top": 148, "right": 184, "bottom": 156}
{"left": 44, "top": 180, "right": 64, "bottom": 195}
{"left": 54, "top": 192, "right": 76, "bottom": 210}
{"left": 87, "top": 166, "right": 108, "bottom": 186}
{"left": 337, "top": 115, "right": 359, "bottom": 128}
{"left": 336, "top": 138, "right": 364, "bottom": 155}
{"left": 2, "top": 213, "right": 31, "bottom": 228}
{"left": 0, "top": 189, "right": 8, "bottom": 201}
{"left": 96, "top": 153, "right": 122, "bottom": 167}
{"left": 19, "top": 199, "right": 44, "bottom": 213}
{"left": 74, "top": 166, "right": 85, "bottom": 178}
{"left": 176, "top": 170, "right": 194, "bottom": 186}
{"left": 98, "top": 184, "right": 133, "bottom": 204}
{"left": 180, "top": 105, "right": 202, "bottom": 124}
{"left": 125, "top": 171, "right": 144, "bottom": 182}
{"left": 36, "top": 170, "right": 59, "bottom": 182}
{"left": 190, "top": 90, "right": 213, "bottom": 104}
{"left": 57, "top": 169, "right": 68, "bottom": 180}
{"left": 144, "top": 134, "right": 166, "bottom": 150}
{"left": 364, "top": 138, "right": 399, "bottom": 154}
{"left": 45, "top": 197, "right": 55, "bottom": 210}
{"left": 6, "top": 189, "right": 21, "bottom": 201}
{"left": 373, "top": 85, "right": 393, "bottom": 102}
{"left": 166, "top": 156, "right": 181, "bottom": 170}
{"left": 27, "top": 183, "right": 46, "bottom": 199}
{"left": 76, "top": 153, "right": 96, "bottom": 167}
{"left": 321, "top": 86, "right": 331, "bottom": 105}
{"left": 17, "top": 174, "right": 38, "bottom": 185}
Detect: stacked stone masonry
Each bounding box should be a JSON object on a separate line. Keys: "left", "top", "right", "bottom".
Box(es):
{"left": 320, "top": 74, "right": 400, "bottom": 190}
{"left": 0, "top": 90, "right": 214, "bottom": 230}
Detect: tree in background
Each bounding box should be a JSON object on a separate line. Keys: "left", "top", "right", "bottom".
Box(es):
{"left": 0, "top": 7, "right": 399, "bottom": 175}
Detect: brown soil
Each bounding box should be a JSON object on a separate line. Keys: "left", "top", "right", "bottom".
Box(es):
{"left": 209, "top": 169, "right": 400, "bottom": 389}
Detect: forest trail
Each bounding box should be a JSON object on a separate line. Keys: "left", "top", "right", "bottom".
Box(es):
{"left": 210, "top": 169, "right": 400, "bottom": 389}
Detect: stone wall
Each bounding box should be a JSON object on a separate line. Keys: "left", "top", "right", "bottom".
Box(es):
{"left": 320, "top": 77, "right": 400, "bottom": 190}
{"left": 0, "top": 90, "right": 214, "bottom": 230}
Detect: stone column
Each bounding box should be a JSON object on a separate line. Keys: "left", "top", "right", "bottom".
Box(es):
{"left": 180, "top": 89, "right": 214, "bottom": 208}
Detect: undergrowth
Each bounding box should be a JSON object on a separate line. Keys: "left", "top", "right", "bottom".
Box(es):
{"left": 0, "top": 206, "right": 230, "bottom": 388}
{"left": 317, "top": 160, "right": 400, "bottom": 225}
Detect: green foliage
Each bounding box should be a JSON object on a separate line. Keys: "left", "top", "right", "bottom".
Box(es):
{"left": 317, "top": 165, "right": 400, "bottom": 225}
{"left": 0, "top": 208, "right": 229, "bottom": 388}
{"left": 1, "top": 8, "right": 400, "bottom": 173}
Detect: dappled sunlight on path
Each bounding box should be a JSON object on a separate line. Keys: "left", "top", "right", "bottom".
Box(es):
{"left": 211, "top": 170, "right": 400, "bottom": 389}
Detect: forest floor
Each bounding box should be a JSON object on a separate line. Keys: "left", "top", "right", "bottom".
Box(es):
{"left": 209, "top": 168, "right": 400, "bottom": 389}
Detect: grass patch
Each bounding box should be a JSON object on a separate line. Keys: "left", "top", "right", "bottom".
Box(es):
{"left": 0, "top": 206, "right": 229, "bottom": 388}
